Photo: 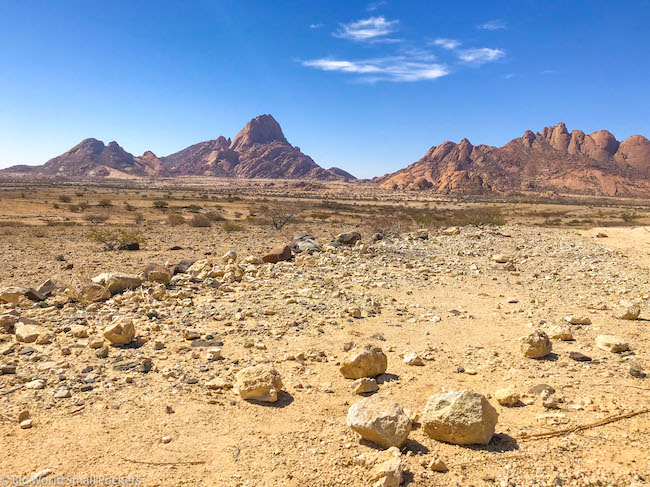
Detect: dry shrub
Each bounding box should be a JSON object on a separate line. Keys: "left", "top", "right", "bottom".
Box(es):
{"left": 259, "top": 201, "right": 306, "bottom": 230}
{"left": 87, "top": 227, "right": 147, "bottom": 250}
{"left": 222, "top": 221, "right": 243, "bottom": 232}
{"left": 189, "top": 214, "right": 211, "bottom": 227}
{"left": 83, "top": 213, "right": 110, "bottom": 224}
{"left": 167, "top": 213, "right": 185, "bottom": 226}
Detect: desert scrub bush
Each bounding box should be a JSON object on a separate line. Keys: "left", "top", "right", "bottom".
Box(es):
{"left": 451, "top": 207, "right": 506, "bottom": 226}
{"left": 58, "top": 195, "right": 72, "bottom": 203}
{"left": 124, "top": 202, "right": 135, "bottom": 211}
{"left": 620, "top": 211, "right": 640, "bottom": 222}
{"left": 152, "top": 199, "right": 169, "bottom": 210}
{"left": 222, "top": 221, "right": 244, "bottom": 232}
{"left": 97, "top": 198, "right": 113, "bottom": 208}
{"left": 167, "top": 213, "right": 185, "bottom": 226}
{"left": 133, "top": 213, "right": 145, "bottom": 225}
{"left": 79, "top": 201, "right": 90, "bottom": 211}
{"left": 259, "top": 201, "right": 306, "bottom": 230}
{"left": 189, "top": 214, "right": 211, "bottom": 227}
{"left": 83, "top": 213, "right": 110, "bottom": 224}
{"left": 204, "top": 211, "right": 225, "bottom": 222}
{"left": 87, "top": 227, "right": 146, "bottom": 250}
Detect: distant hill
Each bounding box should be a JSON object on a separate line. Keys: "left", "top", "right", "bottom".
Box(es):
{"left": 3, "top": 115, "right": 355, "bottom": 181}
{"left": 375, "top": 123, "right": 650, "bottom": 196}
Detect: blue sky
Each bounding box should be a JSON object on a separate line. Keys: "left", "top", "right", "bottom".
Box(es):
{"left": 1, "top": 0, "right": 649, "bottom": 178}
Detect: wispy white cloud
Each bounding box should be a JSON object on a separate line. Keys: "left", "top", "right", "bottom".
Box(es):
{"left": 366, "top": 0, "right": 387, "bottom": 12}
{"left": 477, "top": 19, "right": 507, "bottom": 31}
{"left": 334, "top": 16, "right": 399, "bottom": 42}
{"left": 302, "top": 56, "right": 448, "bottom": 82}
{"left": 542, "top": 69, "right": 556, "bottom": 74}
{"left": 309, "top": 23, "right": 323, "bottom": 29}
{"left": 457, "top": 47, "right": 505, "bottom": 65}
{"left": 432, "top": 38, "right": 461, "bottom": 50}
{"left": 502, "top": 73, "right": 515, "bottom": 80}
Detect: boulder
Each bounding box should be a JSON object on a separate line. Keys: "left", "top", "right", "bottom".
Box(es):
{"left": 0, "top": 312, "right": 19, "bottom": 333}
{"left": 235, "top": 365, "right": 283, "bottom": 402}
{"left": 422, "top": 390, "right": 498, "bottom": 445}
{"left": 221, "top": 251, "right": 237, "bottom": 263}
{"left": 15, "top": 322, "right": 46, "bottom": 343}
{"left": 36, "top": 278, "right": 66, "bottom": 298}
{"left": 262, "top": 245, "right": 292, "bottom": 264}
{"left": 103, "top": 317, "right": 135, "bottom": 345}
{"left": 75, "top": 282, "right": 111, "bottom": 302}
{"left": 595, "top": 334, "right": 629, "bottom": 353}
{"left": 548, "top": 325, "right": 573, "bottom": 341}
{"left": 350, "top": 378, "right": 379, "bottom": 394}
{"left": 565, "top": 315, "right": 592, "bottom": 325}
{"left": 369, "top": 456, "right": 403, "bottom": 487}
{"left": 92, "top": 273, "right": 143, "bottom": 295}
{"left": 335, "top": 231, "right": 361, "bottom": 245}
{"left": 141, "top": 264, "right": 172, "bottom": 284}
{"left": 340, "top": 345, "right": 388, "bottom": 379}
{"left": 347, "top": 395, "right": 411, "bottom": 448}
{"left": 520, "top": 330, "right": 552, "bottom": 358}
{"left": 168, "top": 259, "right": 196, "bottom": 275}
{"left": 0, "top": 287, "right": 27, "bottom": 304}
{"left": 614, "top": 302, "right": 641, "bottom": 320}
{"left": 495, "top": 386, "right": 520, "bottom": 406}
{"left": 491, "top": 254, "right": 509, "bottom": 263}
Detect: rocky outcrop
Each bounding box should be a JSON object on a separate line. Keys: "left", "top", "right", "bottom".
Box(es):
{"left": 159, "top": 115, "right": 354, "bottom": 180}
{"left": 3, "top": 115, "right": 355, "bottom": 181}
{"left": 376, "top": 123, "right": 650, "bottom": 196}
{"left": 4, "top": 138, "right": 169, "bottom": 178}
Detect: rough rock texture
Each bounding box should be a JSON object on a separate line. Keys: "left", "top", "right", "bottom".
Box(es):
{"left": 521, "top": 330, "right": 553, "bottom": 358}
{"left": 103, "top": 317, "right": 135, "bottom": 345}
{"left": 2, "top": 138, "right": 169, "bottom": 178}
{"left": 375, "top": 123, "right": 650, "bottom": 196}
{"left": 422, "top": 390, "right": 498, "bottom": 445}
{"left": 262, "top": 245, "right": 292, "bottom": 264}
{"left": 159, "top": 115, "right": 354, "bottom": 181}
{"left": 3, "top": 115, "right": 354, "bottom": 181}
{"left": 92, "top": 273, "right": 143, "bottom": 295}
{"left": 340, "top": 345, "right": 388, "bottom": 379}
{"left": 235, "top": 365, "right": 283, "bottom": 402}
{"left": 347, "top": 395, "right": 412, "bottom": 448}
{"left": 595, "top": 334, "right": 630, "bottom": 353}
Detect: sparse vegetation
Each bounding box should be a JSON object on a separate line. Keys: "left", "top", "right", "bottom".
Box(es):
{"left": 222, "top": 221, "right": 244, "bottom": 232}
{"left": 87, "top": 227, "right": 146, "bottom": 250}
{"left": 167, "top": 213, "right": 185, "bottom": 226}
{"left": 97, "top": 198, "right": 113, "bottom": 208}
{"left": 83, "top": 213, "right": 110, "bottom": 224}
{"left": 189, "top": 214, "right": 211, "bottom": 227}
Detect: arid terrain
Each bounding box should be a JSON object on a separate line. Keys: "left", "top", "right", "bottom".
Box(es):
{"left": 1, "top": 180, "right": 649, "bottom": 486}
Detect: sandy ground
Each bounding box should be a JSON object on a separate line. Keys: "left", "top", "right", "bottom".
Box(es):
{"left": 0, "top": 184, "right": 649, "bottom": 486}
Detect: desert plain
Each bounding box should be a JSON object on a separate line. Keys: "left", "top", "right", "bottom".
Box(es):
{"left": 0, "top": 179, "right": 649, "bottom": 487}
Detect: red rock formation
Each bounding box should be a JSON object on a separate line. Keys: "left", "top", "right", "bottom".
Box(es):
{"left": 376, "top": 123, "right": 650, "bottom": 196}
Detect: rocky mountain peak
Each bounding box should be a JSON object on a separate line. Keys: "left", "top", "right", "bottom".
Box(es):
{"left": 230, "top": 114, "right": 288, "bottom": 151}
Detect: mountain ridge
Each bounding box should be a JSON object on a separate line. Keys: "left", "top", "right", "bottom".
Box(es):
{"left": 375, "top": 123, "right": 650, "bottom": 196}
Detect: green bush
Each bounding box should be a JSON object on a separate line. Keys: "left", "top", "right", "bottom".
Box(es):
{"left": 87, "top": 227, "right": 146, "bottom": 250}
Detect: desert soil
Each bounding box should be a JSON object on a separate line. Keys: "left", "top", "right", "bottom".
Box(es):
{"left": 0, "top": 182, "right": 649, "bottom": 487}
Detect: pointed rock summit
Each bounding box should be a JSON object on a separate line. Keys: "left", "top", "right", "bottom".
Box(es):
{"left": 230, "top": 114, "right": 288, "bottom": 151}
{"left": 4, "top": 114, "right": 354, "bottom": 181}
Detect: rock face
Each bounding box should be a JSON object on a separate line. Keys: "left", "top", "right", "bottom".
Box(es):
{"left": 340, "top": 346, "right": 388, "bottom": 379}
{"left": 235, "top": 365, "right": 283, "bottom": 402}
{"left": 422, "top": 390, "right": 498, "bottom": 445}
{"left": 3, "top": 115, "right": 355, "bottom": 182}
{"left": 347, "top": 395, "right": 412, "bottom": 448}
{"left": 159, "top": 115, "right": 353, "bottom": 181}
{"left": 375, "top": 123, "right": 650, "bottom": 196}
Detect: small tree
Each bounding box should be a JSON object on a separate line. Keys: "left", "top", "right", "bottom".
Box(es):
{"left": 259, "top": 201, "right": 305, "bottom": 230}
